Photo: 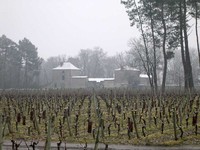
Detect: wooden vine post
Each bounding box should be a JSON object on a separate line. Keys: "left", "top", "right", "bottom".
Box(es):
{"left": 131, "top": 110, "right": 139, "bottom": 139}
{"left": 172, "top": 107, "right": 178, "bottom": 140}
{"left": 0, "top": 114, "right": 3, "bottom": 150}
{"left": 44, "top": 116, "right": 52, "bottom": 150}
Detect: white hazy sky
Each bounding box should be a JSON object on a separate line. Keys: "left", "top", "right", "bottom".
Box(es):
{"left": 0, "top": 0, "right": 198, "bottom": 60}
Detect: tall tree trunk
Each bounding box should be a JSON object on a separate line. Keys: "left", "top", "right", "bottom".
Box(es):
{"left": 17, "top": 66, "right": 21, "bottom": 88}
{"left": 161, "top": 2, "right": 167, "bottom": 94}
{"left": 149, "top": 3, "right": 158, "bottom": 93}
{"left": 25, "top": 56, "right": 28, "bottom": 88}
{"left": 183, "top": 0, "right": 194, "bottom": 90}
{"left": 3, "top": 49, "right": 7, "bottom": 89}
{"left": 195, "top": 0, "right": 200, "bottom": 66}
{"left": 133, "top": 0, "right": 154, "bottom": 92}
{"left": 179, "top": 0, "right": 188, "bottom": 89}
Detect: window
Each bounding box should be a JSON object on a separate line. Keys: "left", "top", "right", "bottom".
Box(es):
{"left": 62, "top": 75, "right": 65, "bottom": 80}
{"left": 54, "top": 83, "right": 57, "bottom": 88}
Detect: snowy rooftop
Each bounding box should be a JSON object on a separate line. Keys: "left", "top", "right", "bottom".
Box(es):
{"left": 88, "top": 78, "right": 114, "bottom": 83}
{"left": 115, "top": 66, "right": 140, "bottom": 71}
{"left": 72, "top": 76, "right": 88, "bottom": 79}
{"left": 140, "top": 74, "right": 151, "bottom": 78}
{"left": 53, "top": 62, "right": 80, "bottom": 70}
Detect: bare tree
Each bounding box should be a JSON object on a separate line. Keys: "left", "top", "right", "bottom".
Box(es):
{"left": 127, "top": 38, "right": 154, "bottom": 89}
{"left": 115, "top": 52, "right": 126, "bottom": 69}
{"left": 39, "top": 55, "right": 67, "bottom": 87}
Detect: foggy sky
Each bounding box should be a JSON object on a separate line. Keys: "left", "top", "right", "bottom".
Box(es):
{"left": 0, "top": 0, "right": 198, "bottom": 60}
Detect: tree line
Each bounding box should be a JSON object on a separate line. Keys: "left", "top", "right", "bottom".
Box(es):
{"left": 0, "top": 34, "right": 199, "bottom": 90}
{"left": 39, "top": 46, "right": 199, "bottom": 89}
{"left": 1, "top": 0, "right": 199, "bottom": 91}
{"left": 121, "top": 0, "right": 200, "bottom": 93}
{"left": 0, "top": 35, "right": 42, "bottom": 89}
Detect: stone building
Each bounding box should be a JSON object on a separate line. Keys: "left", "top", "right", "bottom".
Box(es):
{"left": 52, "top": 62, "right": 88, "bottom": 88}
{"left": 87, "top": 67, "right": 141, "bottom": 88}
{"left": 114, "top": 67, "right": 140, "bottom": 87}
{"left": 52, "top": 62, "right": 149, "bottom": 89}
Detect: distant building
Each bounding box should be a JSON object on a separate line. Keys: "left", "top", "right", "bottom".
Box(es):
{"left": 52, "top": 62, "right": 150, "bottom": 89}
{"left": 139, "top": 74, "right": 150, "bottom": 86}
{"left": 88, "top": 78, "right": 115, "bottom": 88}
{"left": 52, "top": 62, "right": 88, "bottom": 88}
{"left": 114, "top": 67, "right": 140, "bottom": 87}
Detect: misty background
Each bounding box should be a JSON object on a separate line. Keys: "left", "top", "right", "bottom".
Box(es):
{"left": 0, "top": 0, "right": 199, "bottom": 89}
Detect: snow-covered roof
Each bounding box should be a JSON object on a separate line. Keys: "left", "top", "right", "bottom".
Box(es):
{"left": 88, "top": 78, "right": 114, "bottom": 83}
{"left": 72, "top": 76, "right": 88, "bottom": 79}
{"left": 140, "top": 74, "right": 150, "bottom": 78}
{"left": 115, "top": 66, "right": 140, "bottom": 71}
{"left": 53, "top": 62, "right": 80, "bottom": 70}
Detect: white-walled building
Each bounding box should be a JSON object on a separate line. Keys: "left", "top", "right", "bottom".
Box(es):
{"left": 52, "top": 62, "right": 150, "bottom": 89}
{"left": 52, "top": 62, "right": 88, "bottom": 88}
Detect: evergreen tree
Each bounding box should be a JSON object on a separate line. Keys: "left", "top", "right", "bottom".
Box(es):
{"left": 122, "top": 0, "right": 195, "bottom": 91}
{"left": 0, "top": 35, "right": 22, "bottom": 89}
{"left": 19, "top": 38, "right": 42, "bottom": 88}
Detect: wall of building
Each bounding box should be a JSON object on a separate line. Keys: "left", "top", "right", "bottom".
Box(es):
{"left": 103, "top": 80, "right": 115, "bottom": 88}
{"left": 52, "top": 64, "right": 151, "bottom": 89}
{"left": 52, "top": 69, "right": 81, "bottom": 88}
{"left": 114, "top": 69, "right": 140, "bottom": 87}
{"left": 71, "top": 77, "right": 88, "bottom": 88}
{"left": 139, "top": 78, "right": 150, "bottom": 86}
